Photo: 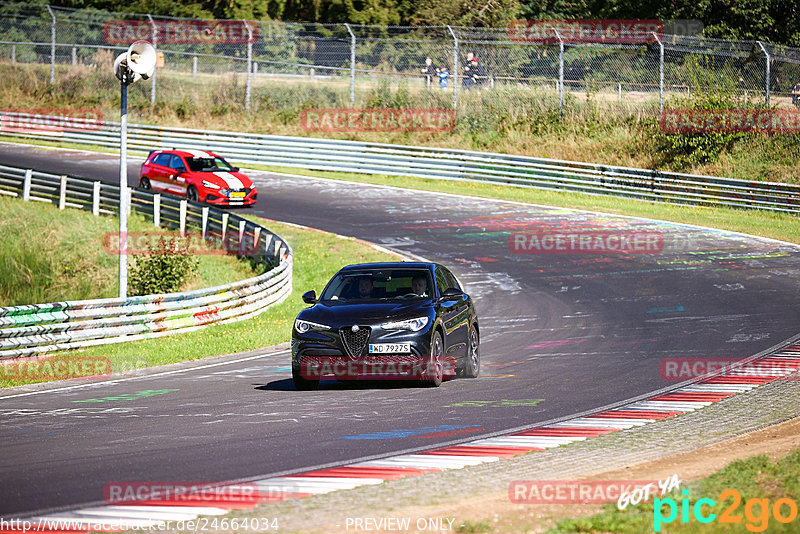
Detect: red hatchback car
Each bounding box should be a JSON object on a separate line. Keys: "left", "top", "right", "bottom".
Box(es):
{"left": 139, "top": 149, "right": 257, "bottom": 206}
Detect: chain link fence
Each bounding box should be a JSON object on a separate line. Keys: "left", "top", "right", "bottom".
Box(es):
{"left": 2, "top": 4, "right": 800, "bottom": 119}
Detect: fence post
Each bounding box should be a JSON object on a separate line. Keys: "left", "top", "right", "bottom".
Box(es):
{"left": 551, "top": 28, "right": 564, "bottom": 117}
{"left": 179, "top": 199, "right": 187, "bottom": 236}
{"left": 238, "top": 220, "right": 246, "bottom": 254}
{"left": 345, "top": 23, "right": 356, "bottom": 107}
{"left": 447, "top": 26, "right": 458, "bottom": 110}
{"left": 153, "top": 193, "right": 161, "bottom": 227}
{"left": 11, "top": 44, "right": 15, "bottom": 66}
{"left": 192, "top": 55, "right": 197, "bottom": 77}
{"left": 92, "top": 181, "right": 101, "bottom": 216}
{"left": 71, "top": 46, "right": 76, "bottom": 66}
{"left": 756, "top": 41, "right": 770, "bottom": 107}
{"left": 46, "top": 5, "right": 55, "bottom": 85}
{"left": 59, "top": 175, "right": 67, "bottom": 209}
{"left": 23, "top": 169, "right": 31, "bottom": 201}
{"left": 253, "top": 227, "right": 261, "bottom": 252}
{"left": 652, "top": 32, "right": 664, "bottom": 115}
{"left": 147, "top": 15, "right": 157, "bottom": 105}
{"left": 244, "top": 20, "right": 253, "bottom": 111}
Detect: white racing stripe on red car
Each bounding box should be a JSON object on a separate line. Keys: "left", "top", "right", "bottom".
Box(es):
{"left": 12, "top": 348, "right": 800, "bottom": 533}
{"left": 213, "top": 172, "right": 245, "bottom": 190}
{"left": 182, "top": 149, "right": 213, "bottom": 158}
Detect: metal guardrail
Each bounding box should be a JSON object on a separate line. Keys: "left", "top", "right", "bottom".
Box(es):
{"left": 0, "top": 163, "right": 292, "bottom": 359}
{"left": 2, "top": 111, "right": 799, "bottom": 215}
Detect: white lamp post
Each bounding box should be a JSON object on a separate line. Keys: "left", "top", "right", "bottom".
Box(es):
{"left": 113, "top": 41, "right": 156, "bottom": 298}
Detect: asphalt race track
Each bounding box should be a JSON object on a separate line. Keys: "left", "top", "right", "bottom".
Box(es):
{"left": 2, "top": 142, "right": 800, "bottom": 517}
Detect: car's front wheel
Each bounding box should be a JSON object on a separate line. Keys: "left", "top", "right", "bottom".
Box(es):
{"left": 421, "top": 331, "right": 444, "bottom": 387}
{"left": 139, "top": 177, "right": 151, "bottom": 190}
{"left": 187, "top": 185, "right": 199, "bottom": 202}
{"left": 292, "top": 367, "right": 319, "bottom": 391}
{"left": 459, "top": 325, "right": 480, "bottom": 378}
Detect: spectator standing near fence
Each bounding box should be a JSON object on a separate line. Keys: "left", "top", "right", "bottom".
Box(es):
{"left": 437, "top": 66, "right": 449, "bottom": 89}
{"left": 470, "top": 57, "right": 487, "bottom": 89}
{"left": 421, "top": 57, "right": 436, "bottom": 89}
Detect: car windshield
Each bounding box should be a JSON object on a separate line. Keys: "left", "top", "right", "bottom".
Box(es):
{"left": 186, "top": 156, "right": 235, "bottom": 173}
{"left": 320, "top": 269, "right": 433, "bottom": 302}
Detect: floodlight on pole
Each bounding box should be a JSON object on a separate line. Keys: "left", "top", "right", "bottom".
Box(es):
{"left": 113, "top": 40, "right": 156, "bottom": 298}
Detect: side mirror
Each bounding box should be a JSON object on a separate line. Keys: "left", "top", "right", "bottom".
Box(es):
{"left": 302, "top": 290, "right": 317, "bottom": 304}
{"left": 232, "top": 167, "right": 240, "bottom": 172}
{"left": 440, "top": 287, "right": 463, "bottom": 300}
{"left": 176, "top": 166, "right": 187, "bottom": 174}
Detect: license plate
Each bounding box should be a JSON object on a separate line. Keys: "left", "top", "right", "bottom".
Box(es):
{"left": 369, "top": 343, "right": 411, "bottom": 354}
{"left": 229, "top": 191, "right": 245, "bottom": 199}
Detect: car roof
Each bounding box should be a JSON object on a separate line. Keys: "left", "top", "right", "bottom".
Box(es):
{"left": 338, "top": 262, "right": 437, "bottom": 272}
{"left": 151, "top": 149, "right": 221, "bottom": 159}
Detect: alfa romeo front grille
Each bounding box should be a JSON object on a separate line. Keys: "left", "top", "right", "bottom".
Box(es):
{"left": 340, "top": 326, "right": 371, "bottom": 358}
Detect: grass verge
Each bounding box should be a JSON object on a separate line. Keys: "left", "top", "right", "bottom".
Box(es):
{"left": 0, "top": 217, "right": 398, "bottom": 388}
{"left": 0, "top": 195, "right": 255, "bottom": 306}
{"left": 549, "top": 451, "right": 800, "bottom": 533}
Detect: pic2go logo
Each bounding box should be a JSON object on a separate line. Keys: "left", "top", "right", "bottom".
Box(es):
{"left": 654, "top": 489, "right": 798, "bottom": 532}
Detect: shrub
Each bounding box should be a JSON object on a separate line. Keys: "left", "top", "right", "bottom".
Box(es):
{"left": 129, "top": 237, "right": 199, "bottom": 296}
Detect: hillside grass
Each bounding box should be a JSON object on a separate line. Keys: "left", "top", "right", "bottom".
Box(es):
{"left": 0, "top": 217, "right": 398, "bottom": 387}
{"left": 0, "top": 195, "right": 256, "bottom": 306}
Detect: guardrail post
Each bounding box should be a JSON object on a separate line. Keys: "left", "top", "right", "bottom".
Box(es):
{"left": 263, "top": 233, "right": 273, "bottom": 258}
{"left": 447, "top": 26, "right": 458, "bottom": 110}
{"left": 147, "top": 15, "right": 157, "bottom": 105}
{"left": 201, "top": 206, "right": 209, "bottom": 238}
{"left": 756, "top": 41, "right": 770, "bottom": 107}
{"left": 179, "top": 199, "right": 187, "bottom": 236}
{"left": 221, "top": 213, "right": 229, "bottom": 241}
{"left": 652, "top": 32, "right": 664, "bottom": 115}
{"left": 345, "top": 23, "right": 356, "bottom": 107}
{"left": 253, "top": 227, "right": 261, "bottom": 252}
{"left": 244, "top": 20, "right": 253, "bottom": 112}
{"left": 58, "top": 175, "right": 67, "bottom": 209}
{"left": 153, "top": 193, "right": 161, "bottom": 227}
{"left": 23, "top": 169, "right": 31, "bottom": 201}
{"left": 238, "top": 220, "right": 246, "bottom": 254}
{"left": 92, "top": 181, "right": 101, "bottom": 215}
{"left": 46, "top": 6, "right": 55, "bottom": 85}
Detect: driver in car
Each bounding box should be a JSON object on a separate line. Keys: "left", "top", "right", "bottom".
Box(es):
{"left": 412, "top": 276, "right": 428, "bottom": 297}
{"left": 357, "top": 277, "right": 373, "bottom": 298}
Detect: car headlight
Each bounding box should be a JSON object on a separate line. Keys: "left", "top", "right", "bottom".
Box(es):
{"left": 380, "top": 317, "right": 429, "bottom": 332}
{"left": 202, "top": 180, "right": 221, "bottom": 189}
{"left": 294, "top": 319, "right": 329, "bottom": 334}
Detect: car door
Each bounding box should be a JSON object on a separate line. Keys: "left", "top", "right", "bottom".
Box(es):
{"left": 166, "top": 154, "right": 188, "bottom": 195}
{"left": 435, "top": 266, "right": 469, "bottom": 361}
{"left": 147, "top": 153, "right": 172, "bottom": 193}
